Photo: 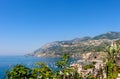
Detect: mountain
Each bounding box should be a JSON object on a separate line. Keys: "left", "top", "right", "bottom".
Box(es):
{"left": 93, "top": 31, "right": 120, "bottom": 40}
{"left": 28, "top": 32, "right": 120, "bottom": 57}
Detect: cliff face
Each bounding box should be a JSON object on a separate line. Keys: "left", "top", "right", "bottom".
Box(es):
{"left": 28, "top": 32, "right": 120, "bottom": 57}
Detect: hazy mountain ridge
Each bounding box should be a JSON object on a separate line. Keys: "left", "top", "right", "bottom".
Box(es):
{"left": 28, "top": 32, "right": 120, "bottom": 57}
{"left": 93, "top": 31, "right": 120, "bottom": 40}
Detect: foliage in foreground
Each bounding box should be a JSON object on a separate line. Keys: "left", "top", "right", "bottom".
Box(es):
{"left": 6, "top": 54, "right": 83, "bottom": 79}
{"left": 105, "top": 42, "right": 120, "bottom": 79}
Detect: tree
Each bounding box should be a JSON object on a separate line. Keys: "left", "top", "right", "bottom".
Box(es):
{"left": 55, "top": 54, "right": 83, "bottom": 79}
{"left": 106, "top": 43, "right": 120, "bottom": 63}
{"left": 5, "top": 54, "right": 83, "bottom": 79}
{"left": 31, "top": 62, "right": 53, "bottom": 79}
{"left": 55, "top": 53, "right": 70, "bottom": 69}
{"left": 105, "top": 42, "right": 120, "bottom": 79}
{"left": 6, "top": 64, "right": 31, "bottom": 79}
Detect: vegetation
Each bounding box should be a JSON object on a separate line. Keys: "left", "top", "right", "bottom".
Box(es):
{"left": 5, "top": 54, "right": 83, "bottom": 79}
{"left": 105, "top": 42, "right": 120, "bottom": 79}
{"left": 55, "top": 53, "right": 70, "bottom": 68}
{"left": 83, "top": 64, "right": 95, "bottom": 70}
{"left": 86, "top": 75, "right": 96, "bottom": 79}
{"left": 6, "top": 64, "right": 31, "bottom": 79}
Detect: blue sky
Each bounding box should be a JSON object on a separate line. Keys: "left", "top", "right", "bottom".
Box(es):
{"left": 0, "top": 0, "right": 120, "bottom": 55}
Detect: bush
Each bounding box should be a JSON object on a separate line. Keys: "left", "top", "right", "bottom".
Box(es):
{"left": 83, "top": 64, "right": 95, "bottom": 70}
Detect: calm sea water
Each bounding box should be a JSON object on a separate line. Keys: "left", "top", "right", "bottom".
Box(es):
{"left": 0, "top": 56, "right": 78, "bottom": 79}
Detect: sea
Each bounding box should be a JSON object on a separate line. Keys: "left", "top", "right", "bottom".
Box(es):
{"left": 0, "top": 56, "right": 78, "bottom": 79}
